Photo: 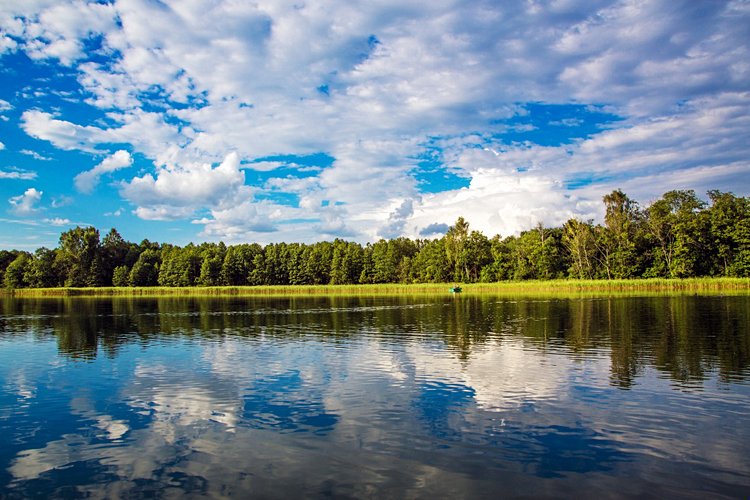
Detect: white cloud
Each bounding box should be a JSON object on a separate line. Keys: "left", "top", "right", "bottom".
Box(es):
{"left": 408, "top": 168, "right": 591, "bottom": 239}
{"left": 105, "top": 208, "right": 124, "bottom": 217}
{"left": 121, "top": 152, "right": 246, "bottom": 220}
{"left": 19, "top": 149, "right": 53, "bottom": 161}
{"left": 21, "top": 109, "right": 183, "bottom": 157}
{"left": 0, "top": 99, "right": 12, "bottom": 112}
{"left": 4, "top": 0, "right": 750, "bottom": 240}
{"left": 0, "top": 141, "right": 4, "bottom": 150}
{"left": 74, "top": 150, "right": 133, "bottom": 193}
{"left": 8, "top": 188, "right": 43, "bottom": 216}
{"left": 44, "top": 217, "right": 71, "bottom": 226}
{"left": 14, "top": 1, "right": 117, "bottom": 65}
{"left": 50, "top": 195, "right": 73, "bottom": 208}
{"left": 21, "top": 110, "right": 109, "bottom": 153}
{"left": 0, "top": 167, "right": 37, "bottom": 180}
{"left": 0, "top": 35, "right": 17, "bottom": 54}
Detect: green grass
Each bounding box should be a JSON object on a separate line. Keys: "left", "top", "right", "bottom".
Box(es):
{"left": 6, "top": 277, "right": 750, "bottom": 298}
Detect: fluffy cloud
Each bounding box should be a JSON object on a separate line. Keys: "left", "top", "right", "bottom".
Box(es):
{"left": 7, "top": 1, "right": 118, "bottom": 65}
{"left": 21, "top": 109, "right": 183, "bottom": 158}
{"left": 74, "top": 150, "right": 133, "bottom": 193}
{"left": 121, "top": 152, "right": 246, "bottom": 220}
{"left": 3, "top": 0, "right": 749, "bottom": 241}
{"left": 8, "top": 188, "right": 43, "bottom": 215}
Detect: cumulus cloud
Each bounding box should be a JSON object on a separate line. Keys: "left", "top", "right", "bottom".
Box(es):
{"left": 408, "top": 168, "right": 591, "bottom": 239}
{"left": 379, "top": 199, "right": 414, "bottom": 239}
{"left": 11, "top": 1, "right": 118, "bottom": 65}
{"left": 3, "top": 0, "right": 750, "bottom": 240}
{"left": 121, "top": 152, "right": 246, "bottom": 220}
{"left": 8, "top": 188, "right": 43, "bottom": 216}
{"left": 74, "top": 150, "right": 133, "bottom": 193}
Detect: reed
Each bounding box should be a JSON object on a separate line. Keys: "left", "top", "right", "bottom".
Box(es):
{"left": 6, "top": 277, "right": 750, "bottom": 298}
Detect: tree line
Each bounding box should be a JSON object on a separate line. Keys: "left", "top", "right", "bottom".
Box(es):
{"left": 2, "top": 189, "right": 749, "bottom": 288}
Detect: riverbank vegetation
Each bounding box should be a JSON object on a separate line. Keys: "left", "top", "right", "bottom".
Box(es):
{"left": 9, "top": 278, "right": 750, "bottom": 298}
{"left": 2, "top": 189, "right": 750, "bottom": 290}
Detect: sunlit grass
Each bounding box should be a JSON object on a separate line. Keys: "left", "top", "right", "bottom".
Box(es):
{"left": 7, "top": 277, "right": 750, "bottom": 298}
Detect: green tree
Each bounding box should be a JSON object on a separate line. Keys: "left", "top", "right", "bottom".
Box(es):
{"left": 645, "top": 190, "right": 708, "bottom": 277}
{"left": 101, "top": 228, "right": 130, "bottom": 285}
{"left": 221, "top": 243, "right": 262, "bottom": 285}
{"left": 129, "top": 249, "right": 160, "bottom": 286}
{"left": 509, "top": 224, "right": 566, "bottom": 280}
{"left": 371, "top": 239, "right": 396, "bottom": 283}
{"left": 445, "top": 217, "right": 470, "bottom": 281}
{"left": 411, "top": 238, "right": 450, "bottom": 283}
{"left": 306, "top": 242, "right": 333, "bottom": 284}
{"left": 158, "top": 244, "right": 201, "bottom": 286}
{"left": 358, "top": 245, "right": 375, "bottom": 284}
{"left": 463, "top": 231, "right": 492, "bottom": 282}
{"left": 706, "top": 191, "right": 750, "bottom": 276}
{"left": 197, "top": 243, "right": 225, "bottom": 286}
{"left": 0, "top": 250, "right": 19, "bottom": 285}
{"left": 598, "top": 190, "right": 642, "bottom": 278}
{"left": 4, "top": 252, "right": 31, "bottom": 288}
{"left": 479, "top": 236, "right": 514, "bottom": 282}
{"left": 249, "top": 253, "right": 268, "bottom": 285}
{"left": 112, "top": 265, "right": 130, "bottom": 287}
{"left": 330, "top": 240, "right": 364, "bottom": 284}
{"left": 563, "top": 219, "right": 595, "bottom": 279}
{"left": 24, "top": 247, "right": 59, "bottom": 288}
{"left": 56, "top": 226, "right": 102, "bottom": 286}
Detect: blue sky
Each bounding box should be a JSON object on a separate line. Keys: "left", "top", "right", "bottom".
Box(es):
{"left": 0, "top": 0, "right": 748, "bottom": 249}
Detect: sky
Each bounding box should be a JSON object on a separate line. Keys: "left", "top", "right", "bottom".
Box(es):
{"left": 0, "top": 0, "right": 748, "bottom": 249}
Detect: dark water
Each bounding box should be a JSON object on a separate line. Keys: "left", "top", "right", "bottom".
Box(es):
{"left": 1, "top": 294, "right": 749, "bottom": 499}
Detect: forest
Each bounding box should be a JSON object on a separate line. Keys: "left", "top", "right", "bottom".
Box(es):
{"left": 2, "top": 189, "right": 749, "bottom": 289}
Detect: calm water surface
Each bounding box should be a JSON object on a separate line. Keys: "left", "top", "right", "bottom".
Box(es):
{"left": 1, "top": 294, "right": 749, "bottom": 498}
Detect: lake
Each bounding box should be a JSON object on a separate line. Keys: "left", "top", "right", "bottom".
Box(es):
{"left": 1, "top": 294, "right": 749, "bottom": 498}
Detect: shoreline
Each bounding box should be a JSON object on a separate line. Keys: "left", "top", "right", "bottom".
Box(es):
{"left": 5, "top": 277, "right": 750, "bottom": 298}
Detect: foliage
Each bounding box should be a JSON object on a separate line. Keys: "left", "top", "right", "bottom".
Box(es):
{"left": 2, "top": 189, "right": 749, "bottom": 289}
{"left": 112, "top": 265, "right": 130, "bottom": 287}
{"left": 4, "top": 252, "right": 31, "bottom": 288}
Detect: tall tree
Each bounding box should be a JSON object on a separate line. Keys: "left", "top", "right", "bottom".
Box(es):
{"left": 463, "top": 231, "right": 492, "bottom": 282}
{"left": 4, "top": 252, "right": 31, "bottom": 288}
{"left": 0, "top": 250, "right": 19, "bottom": 285}
{"left": 706, "top": 191, "right": 750, "bottom": 276}
{"left": 599, "top": 190, "right": 642, "bottom": 278}
{"left": 101, "top": 228, "right": 130, "bottom": 285}
{"left": 56, "top": 226, "right": 102, "bottom": 287}
{"left": 412, "top": 238, "right": 450, "bottom": 283}
{"left": 563, "top": 219, "right": 595, "bottom": 279}
{"left": 445, "top": 217, "right": 470, "bottom": 281}
{"left": 221, "top": 243, "right": 261, "bottom": 285}
{"left": 645, "top": 190, "right": 707, "bottom": 278}
{"left": 24, "top": 247, "right": 59, "bottom": 288}
{"left": 197, "top": 243, "right": 225, "bottom": 286}
{"left": 129, "top": 249, "right": 160, "bottom": 286}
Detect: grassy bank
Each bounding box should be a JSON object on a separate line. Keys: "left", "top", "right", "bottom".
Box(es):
{"left": 6, "top": 277, "right": 750, "bottom": 298}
